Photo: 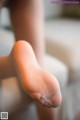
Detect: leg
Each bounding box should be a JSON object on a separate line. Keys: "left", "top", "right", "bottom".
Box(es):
{"left": 0, "top": 55, "right": 15, "bottom": 79}
{"left": 36, "top": 104, "right": 59, "bottom": 120}
{"left": 9, "top": 0, "right": 61, "bottom": 119}
{"left": 9, "top": 0, "right": 45, "bottom": 65}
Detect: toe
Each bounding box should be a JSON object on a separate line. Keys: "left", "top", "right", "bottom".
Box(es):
{"left": 51, "top": 92, "right": 62, "bottom": 107}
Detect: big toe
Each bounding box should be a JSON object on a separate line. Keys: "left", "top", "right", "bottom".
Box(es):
{"left": 51, "top": 92, "right": 62, "bottom": 107}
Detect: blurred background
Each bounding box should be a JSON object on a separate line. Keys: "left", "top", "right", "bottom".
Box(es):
{"left": 0, "top": 0, "right": 80, "bottom": 120}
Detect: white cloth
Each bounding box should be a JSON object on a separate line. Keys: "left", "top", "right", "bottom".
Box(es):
{"left": 45, "top": 18, "right": 80, "bottom": 82}
{"left": 45, "top": 55, "right": 68, "bottom": 89}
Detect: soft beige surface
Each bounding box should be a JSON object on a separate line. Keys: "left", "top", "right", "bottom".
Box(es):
{"left": 1, "top": 77, "right": 21, "bottom": 112}
{"left": 45, "top": 18, "right": 80, "bottom": 82}
{"left": 45, "top": 18, "right": 80, "bottom": 69}
{"left": 45, "top": 55, "right": 68, "bottom": 88}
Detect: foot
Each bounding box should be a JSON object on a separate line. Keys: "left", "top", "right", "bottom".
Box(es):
{"left": 11, "top": 40, "right": 62, "bottom": 108}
